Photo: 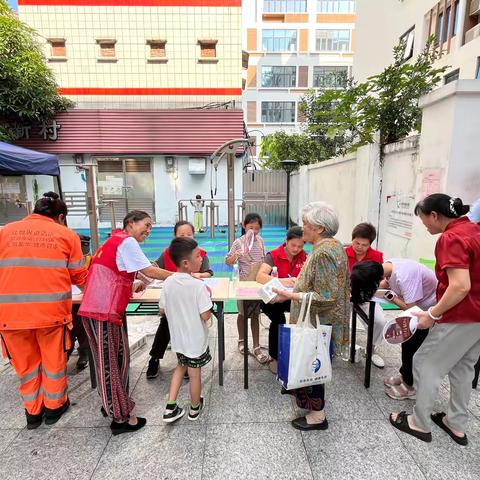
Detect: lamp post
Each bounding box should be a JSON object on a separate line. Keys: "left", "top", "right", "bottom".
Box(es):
{"left": 281, "top": 159, "right": 298, "bottom": 231}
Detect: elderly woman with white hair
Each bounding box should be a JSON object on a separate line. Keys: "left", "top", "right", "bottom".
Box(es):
{"left": 273, "top": 201, "right": 350, "bottom": 431}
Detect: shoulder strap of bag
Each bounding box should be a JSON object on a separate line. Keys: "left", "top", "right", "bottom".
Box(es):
{"left": 297, "top": 292, "right": 313, "bottom": 328}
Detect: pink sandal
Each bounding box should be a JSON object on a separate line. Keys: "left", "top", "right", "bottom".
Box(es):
{"left": 384, "top": 375, "right": 403, "bottom": 388}
{"left": 385, "top": 382, "right": 416, "bottom": 400}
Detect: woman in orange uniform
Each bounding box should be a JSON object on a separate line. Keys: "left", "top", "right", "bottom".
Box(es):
{"left": 0, "top": 192, "right": 88, "bottom": 429}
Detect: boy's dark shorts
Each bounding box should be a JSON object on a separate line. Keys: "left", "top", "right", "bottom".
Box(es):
{"left": 176, "top": 347, "right": 211, "bottom": 368}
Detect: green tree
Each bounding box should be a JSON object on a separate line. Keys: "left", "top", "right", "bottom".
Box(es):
{"left": 260, "top": 38, "right": 447, "bottom": 169}
{"left": 0, "top": 0, "right": 72, "bottom": 141}
{"left": 305, "top": 37, "right": 447, "bottom": 153}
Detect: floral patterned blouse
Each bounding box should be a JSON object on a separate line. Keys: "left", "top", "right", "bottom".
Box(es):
{"left": 290, "top": 237, "right": 351, "bottom": 355}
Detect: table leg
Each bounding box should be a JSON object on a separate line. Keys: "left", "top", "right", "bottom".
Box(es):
{"left": 350, "top": 308, "right": 357, "bottom": 364}
{"left": 244, "top": 305, "right": 249, "bottom": 390}
{"left": 364, "top": 301, "right": 375, "bottom": 389}
{"left": 215, "top": 301, "right": 225, "bottom": 386}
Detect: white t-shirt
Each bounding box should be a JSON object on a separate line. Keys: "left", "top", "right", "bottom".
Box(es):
{"left": 159, "top": 273, "right": 213, "bottom": 358}
{"left": 387, "top": 258, "right": 437, "bottom": 310}
{"left": 116, "top": 237, "right": 151, "bottom": 273}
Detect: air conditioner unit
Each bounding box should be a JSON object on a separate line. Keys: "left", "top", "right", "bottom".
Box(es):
{"left": 465, "top": 23, "right": 480, "bottom": 44}
{"left": 470, "top": 0, "right": 480, "bottom": 16}
{"left": 188, "top": 158, "right": 206, "bottom": 175}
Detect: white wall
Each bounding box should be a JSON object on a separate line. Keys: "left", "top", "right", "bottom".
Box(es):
{"left": 26, "top": 153, "right": 244, "bottom": 229}
{"left": 153, "top": 155, "right": 244, "bottom": 226}
{"left": 289, "top": 81, "right": 480, "bottom": 260}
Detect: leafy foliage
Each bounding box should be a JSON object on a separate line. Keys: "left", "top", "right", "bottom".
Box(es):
{"left": 0, "top": 0, "right": 73, "bottom": 140}
{"left": 260, "top": 38, "right": 447, "bottom": 169}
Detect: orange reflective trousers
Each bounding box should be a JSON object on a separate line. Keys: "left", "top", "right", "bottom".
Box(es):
{"left": 0, "top": 326, "right": 71, "bottom": 415}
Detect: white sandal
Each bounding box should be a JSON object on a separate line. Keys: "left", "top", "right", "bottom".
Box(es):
{"left": 252, "top": 346, "right": 269, "bottom": 364}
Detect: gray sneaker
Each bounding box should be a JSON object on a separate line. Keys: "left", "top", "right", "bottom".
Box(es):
{"left": 188, "top": 397, "right": 204, "bottom": 421}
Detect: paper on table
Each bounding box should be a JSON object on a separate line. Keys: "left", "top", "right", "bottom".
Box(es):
{"left": 132, "top": 290, "right": 145, "bottom": 299}
{"left": 236, "top": 287, "right": 261, "bottom": 298}
{"left": 71, "top": 285, "right": 82, "bottom": 295}
{"left": 148, "top": 279, "right": 164, "bottom": 289}
{"left": 204, "top": 278, "right": 220, "bottom": 289}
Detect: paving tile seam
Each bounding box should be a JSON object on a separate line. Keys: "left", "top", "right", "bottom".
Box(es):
{"left": 0, "top": 429, "right": 23, "bottom": 455}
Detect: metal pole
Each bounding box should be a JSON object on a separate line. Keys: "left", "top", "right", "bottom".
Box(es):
{"left": 210, "top": 201, "right": 215, "bottom": 239}
{"left": 178, "top": 201, "right": 183, "bottom": 222}
{"left": 227, "top": 152, "right": 235, "bottom": 248}
{"left": 84, "top": 166, "right": 99, "bottom": 253}
{"left": 109, "top": 202, "right": 116, "bottom": 231}
{"left": 285, "top": 171, "right": 290, "bottom": 231}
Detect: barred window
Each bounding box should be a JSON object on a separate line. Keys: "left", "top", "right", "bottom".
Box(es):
{"left": 261, "top": 102, "right": 296, "bottom": 123}
{"left": 262, "top": 29, "right": 297, "bottom": 52}
{"left": 317, "top": 0, "right": 355, "bottom": 13}
{"left": 313, "top": 66, "right": 348, "bottom": 88}
{"left": 48, "top": 39, "right": 66, "bottom": 58}
{"left": 264, "top": 0, "right": 307, "bottom": 12}
{"left": 316, "top": 29, "right": 351, "bottom": 52}
{"left": 261, "top": 66, "right": 297, "bottom": 87}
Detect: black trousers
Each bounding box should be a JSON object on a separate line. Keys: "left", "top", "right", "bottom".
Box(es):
{"left": 260, "top": 301, "right": 291, "bottom": 361}
{"left": 400, "top": 327, "right": 429, "bottom": 386}
{"left": 149, "top": 315, "right": 170, "bottom": 360}
{"left": 68, "top": 304, "right": 89, "bottom": 357}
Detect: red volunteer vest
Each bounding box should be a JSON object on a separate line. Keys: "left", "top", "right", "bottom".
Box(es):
{"left": 163, "top": 247, "right": 207, "bottom": 272}
{"left": 269, "top": 245, "right": 307, "bottom": 278}
{"left": 78, "top": 230, "right": 136, "bottom": 324}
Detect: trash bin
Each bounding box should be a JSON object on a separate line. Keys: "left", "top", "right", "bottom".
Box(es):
{"left": 78, "top": 234, "right": 91, "bottom": 256}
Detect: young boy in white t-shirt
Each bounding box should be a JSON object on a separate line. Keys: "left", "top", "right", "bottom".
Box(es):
{"left": 160, "top": 237, "right": 212, "bottom": 423}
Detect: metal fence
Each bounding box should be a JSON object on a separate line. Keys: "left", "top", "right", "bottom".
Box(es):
{"left": 242, "top": 170, "right": 287, "bottom": 225}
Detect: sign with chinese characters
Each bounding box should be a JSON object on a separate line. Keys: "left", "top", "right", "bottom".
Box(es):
{"left": 11, "top": 120, "right": 61, "bottom": 141}
{"left": 387, "top": 194, "right": 415, "bottom": 239}
{"left": 420, "top": 169, "right": 442, "bottom": 199}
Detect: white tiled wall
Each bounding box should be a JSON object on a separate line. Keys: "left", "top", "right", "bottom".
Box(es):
{"left": 19, "top": 5, "right": 242, "bottom": 108}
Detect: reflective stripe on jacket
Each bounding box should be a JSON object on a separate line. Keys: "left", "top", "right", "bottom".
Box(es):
{"left": 0, "top": 214, "right": 88, "bottom": 330}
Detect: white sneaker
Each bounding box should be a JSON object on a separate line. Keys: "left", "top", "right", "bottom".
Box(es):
{"left": 371, "top": 354, "right": 385, "bottom": 369}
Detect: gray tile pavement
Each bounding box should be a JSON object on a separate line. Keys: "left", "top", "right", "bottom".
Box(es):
{"left": 0, "top": 313, "right": 479, "bottom": 480}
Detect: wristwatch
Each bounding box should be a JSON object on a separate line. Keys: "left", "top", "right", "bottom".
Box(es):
{"left": 384, "top": 290, "right": 395, "bottom": 301}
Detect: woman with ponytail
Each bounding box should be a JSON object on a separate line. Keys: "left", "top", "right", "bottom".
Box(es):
{"left": 390, "top": 194, "right": 480, "bottom": 446}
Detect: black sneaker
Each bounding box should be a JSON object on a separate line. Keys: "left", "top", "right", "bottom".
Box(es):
{"left": 146, "top": 358, "right": 159, "bottom": 379}
{"left": 25, "top": 409, "right": 44, "bottom": 430}
{"left": 110, "top": 417, "right": 147, "bottom": 436}
{"left": 163, "top": 404, "right": 185, "bottom": 424}
{"left": 188, "top": 397, "right": 204, "bottom": 421}
{"left": 76, "top": 351, "right": 89, "bottom": 370}
{"left": 44, "top": 398, "right": 70, "bottom": 425}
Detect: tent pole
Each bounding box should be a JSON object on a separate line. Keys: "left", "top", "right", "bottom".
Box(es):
{"left": 54, "top": 174, "right": 68, "bottom": 226}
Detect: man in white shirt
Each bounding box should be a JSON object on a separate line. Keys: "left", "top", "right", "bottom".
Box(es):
{"left": 159, "top": 237, "right": 212, "bottom": 423}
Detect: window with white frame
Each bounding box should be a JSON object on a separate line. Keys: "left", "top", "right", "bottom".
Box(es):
{"left": 262, "top": 29, "right": 297, "bottom": 52}
{"left": 261, "top": 102, "right": 296, "bottom": 123}
{"left": 316, "top": 29, "right": 351, "bottom": 51}
{"left": 264, "top": 0, "right": 307, "bottom": 12}
{"left": 317, "top": 0, "right": 355, "bottom": 13}
{"left": 313, "top": 66, "right": 348, "bottom": 88}
{"left": 261, "top": 66, "right": 297, "bottom": 87}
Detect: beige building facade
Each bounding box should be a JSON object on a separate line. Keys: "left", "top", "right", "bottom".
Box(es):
{"left": 242, "top": 0, "right": 356, "bottom": 162}
{"left": 18, "top": 0, "right": 243, "bottom": 108}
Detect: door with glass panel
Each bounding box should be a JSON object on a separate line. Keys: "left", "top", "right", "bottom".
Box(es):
{"left": 96, "top": 157, "right": 155, "bottom": 224}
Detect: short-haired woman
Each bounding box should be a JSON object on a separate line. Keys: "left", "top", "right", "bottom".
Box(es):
{"left": 273, "top": 202, "right": 350, "bottom": 431}
{"left": 256, "top": 226, "right": 307, "bottom": 373}
{"left": 345, "top": 222, "right": 384, "bottom": 274}
{"left": 79, "top": 210, "right": 171, "bottom": 435}
{"left": 390, "top": 194, "right": 480, "bottom": 445}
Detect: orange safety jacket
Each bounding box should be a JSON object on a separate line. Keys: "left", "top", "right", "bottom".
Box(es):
{"left": 0, "top": 214, "right": 88, "bottom": 330}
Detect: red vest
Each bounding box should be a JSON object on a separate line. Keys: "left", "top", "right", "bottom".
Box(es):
{"left": 163, "top": 246, "right": 207, "bottom": 272}
{"left": 78, "top": 231, "right": 135, "bottom": 325}
{"left": 269, "top": 245, "right": 307, "bottom": 278}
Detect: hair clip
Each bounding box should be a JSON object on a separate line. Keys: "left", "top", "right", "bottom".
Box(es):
{"left": 449, "top": 198, "right": 457, "bottom": 216}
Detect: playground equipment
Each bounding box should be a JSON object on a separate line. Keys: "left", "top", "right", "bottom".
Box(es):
{"left": 208, "top": 137, "right": 255, "bottom": 248}
{"left": 178, "top": 198, "right": 246, "bottom": 238}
